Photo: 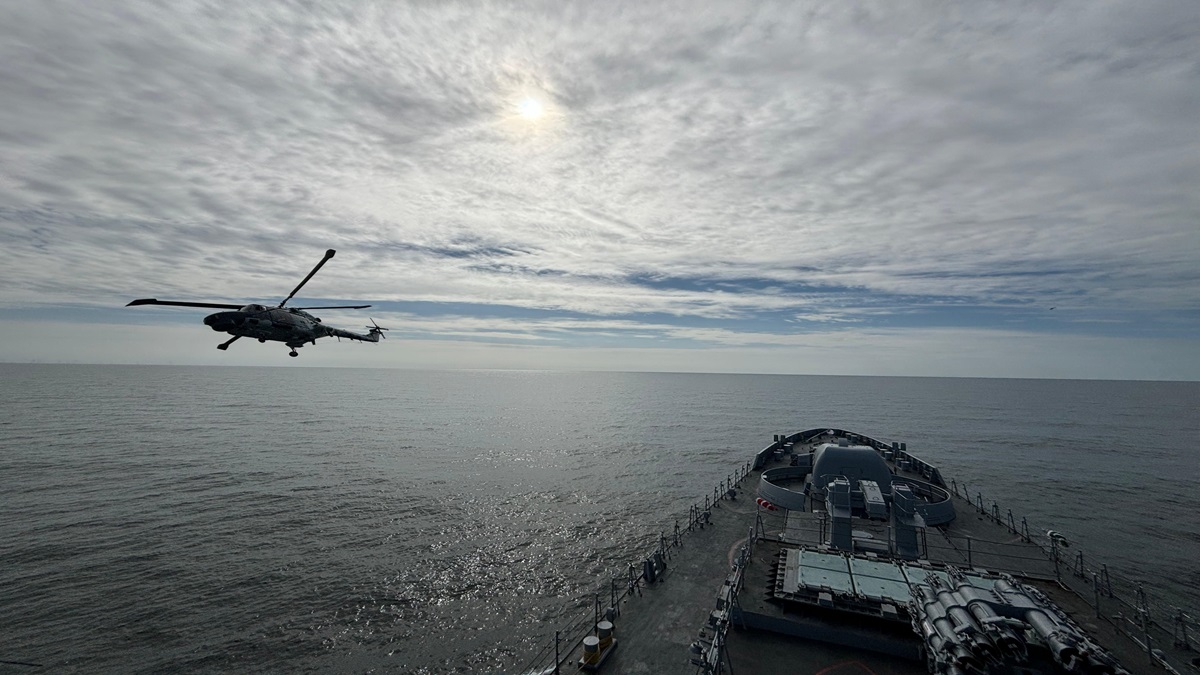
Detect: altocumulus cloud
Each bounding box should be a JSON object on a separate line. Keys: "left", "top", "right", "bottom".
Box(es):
{"left": 0, "top": 1, "right": 1198, "bottom": 377}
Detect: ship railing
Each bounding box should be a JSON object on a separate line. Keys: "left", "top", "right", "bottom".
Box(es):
{"left": 765, "top": 433, "right": 1197, "bottom": 650}
{"left": 515, "top": 460, "right": 755, "bottom": 675}
{"left": 769, "top": 428, "right": 952, "bottom": 490}
{"left": 687, "top": 542, "right": 749, "bottom": 675}
{"left": 757, "top": 515, "right": 1199, "bottom": 672}
{"left": 758, "top": 511, "right": 1197, "bottom": 626}
{"left": 519, "top": 439, "right": 1198, "bottom": 674}
{"left": 947, "top": 479, "right": 1199, "bottom": 672}
{"left": 758, "top": 516, "right": 1055, "bottom": 567}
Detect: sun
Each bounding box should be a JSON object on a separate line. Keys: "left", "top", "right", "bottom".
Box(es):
{"left": 517, "top": 97, "right": 545, "bottom": 120}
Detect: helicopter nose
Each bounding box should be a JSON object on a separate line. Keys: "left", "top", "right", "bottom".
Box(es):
{"left": 204, "top": 312, "right": 245, "bottom": 332}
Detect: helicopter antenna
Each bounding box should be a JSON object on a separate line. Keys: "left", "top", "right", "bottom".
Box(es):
{"left": 280, "top": 249, "right": 336, "bottom": 307}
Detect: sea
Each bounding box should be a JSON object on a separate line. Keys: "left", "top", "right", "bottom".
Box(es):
{"left": 2, "top": 365, "right": 1198, "bottom": 673}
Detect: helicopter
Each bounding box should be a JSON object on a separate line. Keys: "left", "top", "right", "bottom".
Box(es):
{"left": 127, "top": 249, "right": 388, "bottom": 357}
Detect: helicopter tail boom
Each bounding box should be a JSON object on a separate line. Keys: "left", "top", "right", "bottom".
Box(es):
{"left": 326, "top": 319, "right": 389, "bottom": 343}
{"left": 326, "top": 327, "right": 382, "bottom": 343}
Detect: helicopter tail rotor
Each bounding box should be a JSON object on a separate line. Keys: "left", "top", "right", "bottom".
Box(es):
{"left": 366, "top": 319, "right": 390, "bottom": 340}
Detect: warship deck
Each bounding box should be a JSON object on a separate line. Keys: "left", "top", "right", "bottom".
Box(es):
{"left": 544, "top": 431, "right": 1197, "bottom": 675}
{"left": 552, "top": 484, "right": 921, "bottom": 674}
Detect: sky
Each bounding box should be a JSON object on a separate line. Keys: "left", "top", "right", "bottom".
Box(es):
{"left": 1, "top": 1, "right": 1198, "bottom": 379}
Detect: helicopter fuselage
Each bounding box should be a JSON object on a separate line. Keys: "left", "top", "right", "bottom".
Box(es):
{"left": 203, "top": 304, "right": 326, "bottom": 347}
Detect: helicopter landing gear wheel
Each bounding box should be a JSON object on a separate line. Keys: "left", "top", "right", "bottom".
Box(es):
{"left": 289, "top": 350, "right": 299, "bottom": 357}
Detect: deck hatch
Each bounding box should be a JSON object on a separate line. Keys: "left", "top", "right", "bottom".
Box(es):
{"left": 847, "top": 557, "right": 911, "bottom": 601}
{"left": 800, "top": 550, "right": 855, "bottom": 595}
{"left": 777, "top": 549, "right": 998, "bottom": 605}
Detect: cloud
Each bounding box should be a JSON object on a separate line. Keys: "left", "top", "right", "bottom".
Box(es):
{"left": 0, "top": 1, "right": 1197, "bottom": 376}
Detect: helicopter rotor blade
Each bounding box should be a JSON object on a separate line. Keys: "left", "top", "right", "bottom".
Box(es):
{"left": 126, "top": 298, "right": 243, "bottom": 309}
{"left": 279, "top": 249, "right": 336, "bottom": 308}
{"left": 292, "top": 305, "right": 371, "bottom": 310}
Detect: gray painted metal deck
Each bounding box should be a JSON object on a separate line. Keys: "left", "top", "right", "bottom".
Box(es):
{"left": 558, "top": 485, "right": 925, "bottom": 674}
{"left": 550, "top": 437, "right": 1195, "bottom": 675}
